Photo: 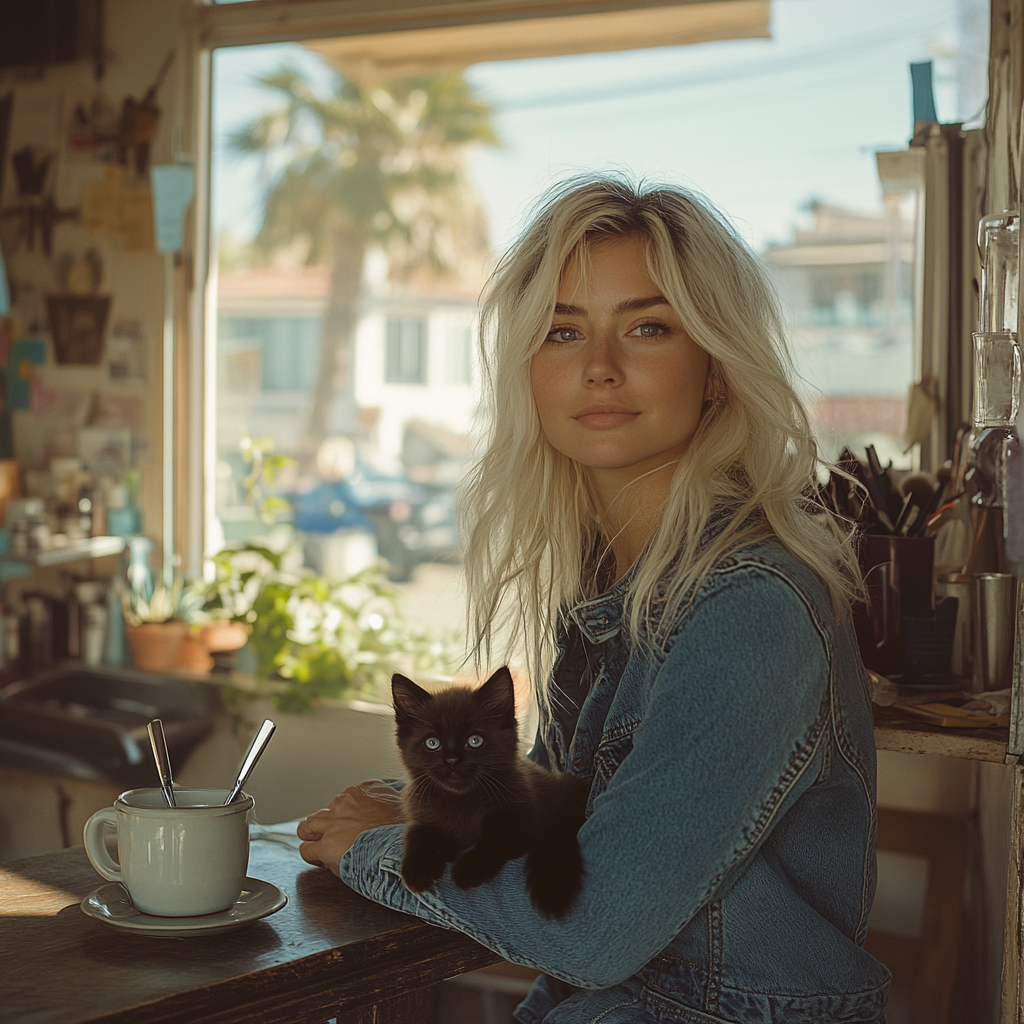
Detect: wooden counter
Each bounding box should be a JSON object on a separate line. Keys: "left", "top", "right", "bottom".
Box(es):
{"left": 873, "top": 710, "right": 1009, "bottom": 763}
{"left": 0, "top": 836, "right": 499, "bottom": 1024}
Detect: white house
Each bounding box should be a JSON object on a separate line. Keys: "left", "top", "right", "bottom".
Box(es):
{"left": 215, "top": 261, "right": 482, "bottom": 491}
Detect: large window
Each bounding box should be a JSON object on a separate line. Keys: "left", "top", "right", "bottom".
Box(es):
{"left": 208, "top": 0, "right": 987, "bottom": 644}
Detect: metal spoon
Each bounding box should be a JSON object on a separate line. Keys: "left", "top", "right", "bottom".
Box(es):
{"left": 224, "top": 719, "right": 276, "bottom": 804}
{"left": 147, "top": 718, "right": 176, "bottom": 807}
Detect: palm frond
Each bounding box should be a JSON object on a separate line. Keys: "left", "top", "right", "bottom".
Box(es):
{"left": 236, "top": 59, "right": 498, "bottom": 259}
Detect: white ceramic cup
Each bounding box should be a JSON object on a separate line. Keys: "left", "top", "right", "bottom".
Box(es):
{"left": 83, "top": 787, "right": 254, "bottom": 917}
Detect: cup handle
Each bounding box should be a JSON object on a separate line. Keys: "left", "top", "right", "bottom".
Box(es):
{"left": 83, "top": 807, "right": 121, "bottom": 882}
{"left": 867, "top": 562, "right": 891, "bottom": 650}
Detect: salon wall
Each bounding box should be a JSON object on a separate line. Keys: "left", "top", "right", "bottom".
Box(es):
{"left": 0, "top": 0, "right": 192, "bottom": 565}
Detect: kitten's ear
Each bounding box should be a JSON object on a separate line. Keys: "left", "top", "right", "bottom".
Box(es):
{"left": 474, "top": 666, "right": 517, "bottom": 724}
{"left": 392, "top": 674, "right": 432, "bottom": 719}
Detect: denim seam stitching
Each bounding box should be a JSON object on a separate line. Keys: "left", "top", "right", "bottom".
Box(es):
{"left": 700, "top": 697, "right": 828, "bottom": 902}
{"left": 832, "top": 705, "right": 877, "bottom": 941}
{"left": 666, "top": 555, "right": 829, "bottom": 650}
{"left": 590, "top": 994, "right": 643, "bottom": 1021}
{"left": 706, "top": 900, "right": 723, "bottom": 1013}
{"left": 382, "top": 864, "right": 598, "bottom": 988}
{"left": 663, "top": 561, "right": 831, "bottom": 910}
{"left": 764, "top": 561, "right": 877, "bottom": 944}
{"left": 595, "top": 717, "right": 641, "bottom": 746}
{"left": 644, "top": 989, "right": 734, "bottom": 1024}
{"left": 820, "top": 614, "right": 876, "bottom": 942}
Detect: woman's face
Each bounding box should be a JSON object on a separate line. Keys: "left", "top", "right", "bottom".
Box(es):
{"left": 530, "top": 235, "right": 710, "bottom": 487}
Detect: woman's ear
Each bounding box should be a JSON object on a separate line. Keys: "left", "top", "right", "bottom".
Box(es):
{"left": 702, "top": 358, "right": 722, "bottom": 406}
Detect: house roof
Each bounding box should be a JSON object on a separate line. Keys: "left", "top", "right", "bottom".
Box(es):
{"left": 217, "top": 266, "right": 331, "bottom": 300}
{"left": 217, "top": 264, "right": 482, "bottom": 311}
{"left": 762, "top": 203, "right": 915, "bottom": 267}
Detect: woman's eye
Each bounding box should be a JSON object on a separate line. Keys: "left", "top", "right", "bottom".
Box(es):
{"left": 425, "top": 737, "right": 441, "bottom": 751}
{"left": 631, "top": 322, "right": 668, "bottom": 338}
{"left": 546, "top": 326, "right": 582, "bottom": 343}
{"left": 466, "top": 735, "right": 484, "bottom": 749}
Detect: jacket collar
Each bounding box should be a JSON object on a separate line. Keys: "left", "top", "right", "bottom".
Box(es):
{"left": 567, "top": 502, "right": 756, "bottom": 644}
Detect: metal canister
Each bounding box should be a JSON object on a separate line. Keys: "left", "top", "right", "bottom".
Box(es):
{"left": 973, "top": 573, "right": 1016, "bottom": 691}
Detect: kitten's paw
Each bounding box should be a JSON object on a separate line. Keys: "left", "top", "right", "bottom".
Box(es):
{"left": 451, "top": 850, "right": 503, "bottom": 890}
{"left": 527, "top": 872, "right": 580, "bottom": 919}
{"left": 401, "top": 852, "right": 447, "bottom": 893}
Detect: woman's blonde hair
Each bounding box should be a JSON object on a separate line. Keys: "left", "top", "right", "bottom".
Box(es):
{"left": 460, "top": 176, "right": 860, "bottom": 696}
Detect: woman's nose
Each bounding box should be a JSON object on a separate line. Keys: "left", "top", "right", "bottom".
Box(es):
{"left": 583, "top": 334, "right": 622, "bottom": 385}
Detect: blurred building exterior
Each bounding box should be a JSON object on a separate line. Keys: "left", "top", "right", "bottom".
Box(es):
{"left": 762, "top": 201, "right": 916, "bottom": 466}
{"left": 216, "top": 263, "right": 480, "bottom": 485}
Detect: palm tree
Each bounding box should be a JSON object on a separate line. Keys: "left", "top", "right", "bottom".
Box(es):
{"left": 231, "top": 64, "right": 499, "bottom": 468}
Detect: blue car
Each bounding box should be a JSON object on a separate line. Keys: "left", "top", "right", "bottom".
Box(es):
{"left": 292, "top": 464, "right": 459, "bottom": 581}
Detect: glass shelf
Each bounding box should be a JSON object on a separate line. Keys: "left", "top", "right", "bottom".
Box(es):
{"left": 0, "top": 536, "right": 126, "bottom": 570}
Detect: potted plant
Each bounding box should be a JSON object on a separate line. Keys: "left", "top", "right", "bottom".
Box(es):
{"left": 120, "top": 578, "right": 201, "bottom": 672}
{"left": 201, "top": 538, "right": 458, "bottom": 713}
{"left": 173, "top": 580, "right": 252, "bottom": 676}
{"left": 197, "top": 436, "right": 457, "bottom": 708}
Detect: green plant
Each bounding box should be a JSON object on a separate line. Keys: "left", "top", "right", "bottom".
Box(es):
{"left": 204, "top": 539, "right": 458, "bottom": 713}
{"left": 239, "top": 436, "right": 295, "bottom": 525}
{"left": 120, "top": 577, "right": 203, "bottom": 627}
{"left": 203, "top": 540, "right": 284, "bottom": 623}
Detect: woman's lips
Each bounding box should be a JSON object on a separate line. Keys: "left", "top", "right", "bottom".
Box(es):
{"left": 574, "top": 407, "right": 639, "bottom": 428}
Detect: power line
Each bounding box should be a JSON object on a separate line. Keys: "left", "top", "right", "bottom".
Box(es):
{"left": 489, "top": 14, "right": 954, "bottom": 112}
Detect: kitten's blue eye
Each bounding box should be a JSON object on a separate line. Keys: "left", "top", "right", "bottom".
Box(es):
{"left": 425, "top": 737, "right": 441, "bottom": 750}
{"left": 466, "top": 735, "right": 484, "bottom": 749}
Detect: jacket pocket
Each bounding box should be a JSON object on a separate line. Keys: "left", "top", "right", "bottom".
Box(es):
{"left": 641, "top": 988, "right": 734, "bottom": 1024}
{"left": 590, "top": 725, "right": 638, "bottom": 800}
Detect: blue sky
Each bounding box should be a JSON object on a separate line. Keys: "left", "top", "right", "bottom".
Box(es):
{"left": 212, "top": 0, "right": 974, "bottom": 255}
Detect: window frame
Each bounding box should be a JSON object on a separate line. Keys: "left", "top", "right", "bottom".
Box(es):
{"left": 184, "top": 0, "right": 974, "bottom": 566}
{"left": 193, "top": 0, "right": 767, "bottom": 50}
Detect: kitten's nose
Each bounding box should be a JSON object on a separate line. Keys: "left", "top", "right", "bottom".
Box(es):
{"left": 445, "top": 756, "right": 459, "bottom": 766}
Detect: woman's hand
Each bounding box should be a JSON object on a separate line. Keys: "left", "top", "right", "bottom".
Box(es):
{"left": 297, "top": 781, "right": 404, "bottom": 876}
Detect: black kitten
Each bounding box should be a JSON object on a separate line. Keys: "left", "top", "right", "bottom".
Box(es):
{"left": 391, "top": 667, "right": 589, "bottom": 919}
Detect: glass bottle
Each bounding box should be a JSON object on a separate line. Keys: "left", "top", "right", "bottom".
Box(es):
{"left": 979, "top": 211, "right": 1019, "bottom": 333}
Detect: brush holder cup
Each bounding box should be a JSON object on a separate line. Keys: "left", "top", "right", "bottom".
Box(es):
{"left": 854, "top": 535, "right": 936, "bottom": 677}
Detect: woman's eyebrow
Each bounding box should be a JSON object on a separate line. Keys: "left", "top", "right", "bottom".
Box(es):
{"left": 614, "top": 295, "right": 670, "bottom": 313}
{"left": 552, "top": 295, "right": 670, "bottom": 317}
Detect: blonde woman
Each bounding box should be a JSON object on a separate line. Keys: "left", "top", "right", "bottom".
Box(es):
{"left": 299, "top": 178, "right": 890, "bottom": 1024}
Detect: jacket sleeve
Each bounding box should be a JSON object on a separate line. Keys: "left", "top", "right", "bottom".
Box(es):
{"left": 340, "top": 566, "right": 831, "bottom": 987}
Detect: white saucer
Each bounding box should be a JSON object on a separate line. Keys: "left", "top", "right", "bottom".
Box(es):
{"left": 80, "top": 877, "right": 287, "bottom": 938}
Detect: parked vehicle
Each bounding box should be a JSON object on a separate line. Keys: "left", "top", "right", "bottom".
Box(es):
{"left": 292, "top": 463, "right": 459, "bottom": 582}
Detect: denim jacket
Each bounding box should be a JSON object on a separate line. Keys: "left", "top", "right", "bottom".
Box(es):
{"left": 340, "top": 540, "right": 891, "bottom": 1023}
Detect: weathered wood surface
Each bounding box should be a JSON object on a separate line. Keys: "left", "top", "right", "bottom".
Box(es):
{"left": 0, "top": 839, "right": 499, "bottom": 1024}
{"left": 1001, "top": 766, "right": 1024, "bottom": 1024}
{"left": 873, "top": 717, "right": 1008, "bottom": 763}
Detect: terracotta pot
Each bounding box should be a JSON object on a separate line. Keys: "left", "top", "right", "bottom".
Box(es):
{"left": 174, "top": 632, "right": 215, "bottom": 674}
{"left": 125, "top": 621, "right": 188, "bottom": 672}
{"left": 200, "top": 620, "right": 249, "bottom": 652}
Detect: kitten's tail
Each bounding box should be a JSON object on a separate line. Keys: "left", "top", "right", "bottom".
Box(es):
{"left": 525, "top": 831, "right": 585, "bottom": 919}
